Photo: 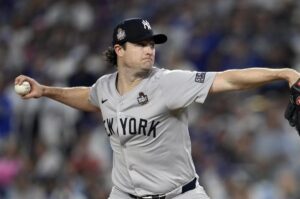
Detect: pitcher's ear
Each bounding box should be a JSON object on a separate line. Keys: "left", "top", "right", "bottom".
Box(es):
{"left": 114, "top": 44, "right": 125, "bottom": 56}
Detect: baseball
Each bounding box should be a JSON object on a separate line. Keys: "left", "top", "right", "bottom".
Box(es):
{"left": 15, "top": 81, "right": 31, "bottom": 95}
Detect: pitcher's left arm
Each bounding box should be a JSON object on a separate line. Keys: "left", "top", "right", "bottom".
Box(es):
{"left": 210, "top": 68, "right": 300, "bottom": 93}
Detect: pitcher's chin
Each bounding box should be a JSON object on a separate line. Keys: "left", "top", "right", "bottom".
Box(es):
{"left": 136, "top": 67, "right": 153, "bottom": 78}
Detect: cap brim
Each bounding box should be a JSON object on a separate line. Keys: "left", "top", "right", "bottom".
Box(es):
{"left": 152, "top": 34, "right": 167, "bottom": 44}
{"left": 130, "top": 34, "right": 167, "bottom": 44}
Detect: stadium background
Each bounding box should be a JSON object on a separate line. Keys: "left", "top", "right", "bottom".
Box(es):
{"left": 1, "top": 0, "right": 300, "bottom": 198}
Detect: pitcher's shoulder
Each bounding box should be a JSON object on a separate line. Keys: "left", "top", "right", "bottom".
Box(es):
{"left": 94, "top": 72, "right": 117, "bottom": 85}
{"left": 151, "top": 67, "right": 172, "bottom": 79}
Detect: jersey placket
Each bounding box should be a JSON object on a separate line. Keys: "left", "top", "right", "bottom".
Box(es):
{"left": 116, "top": 96, "right": 137, "bottom": 192}
{"left": 117, "top": 94, "right": 146, "bottom": 195}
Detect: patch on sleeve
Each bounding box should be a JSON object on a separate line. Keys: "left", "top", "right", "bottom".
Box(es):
{"left": 195, "top": 72, "right": 206, "bottom": 83}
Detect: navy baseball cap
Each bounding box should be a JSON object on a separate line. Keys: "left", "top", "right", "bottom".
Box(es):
{"left": 112, "top": 18, "right": 167, "bottom": 45}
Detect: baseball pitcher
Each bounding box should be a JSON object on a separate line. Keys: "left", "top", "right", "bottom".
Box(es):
{"left": 15, "top": 18, "right": 300, "bottom": 199}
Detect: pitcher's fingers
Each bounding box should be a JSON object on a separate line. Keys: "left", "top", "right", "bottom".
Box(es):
{"left": 21, "top": 92, "right": 34, "bottom": 99}
{"left": 15, "top": 75, "right": 27, "bottom": 85}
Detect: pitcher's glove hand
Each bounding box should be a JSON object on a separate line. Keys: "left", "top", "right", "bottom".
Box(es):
{"left": 285, "top": 78, "right": 300, "bottom": 133}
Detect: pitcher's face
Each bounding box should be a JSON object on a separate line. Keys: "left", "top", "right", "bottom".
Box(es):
{"left": 117, "top": 40, "right": 155, "bottom": 71}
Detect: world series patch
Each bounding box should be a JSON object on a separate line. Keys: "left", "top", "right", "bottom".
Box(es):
{"left": 195, "top": 72, "right": 206, "bottom": 83}
{"left": 137, "top": 92, "right": 148, "bottom": 105}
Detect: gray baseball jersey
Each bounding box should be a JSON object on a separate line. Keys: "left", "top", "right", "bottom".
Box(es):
{"left": 89, "top": 67, "right": 216, "bottom": 196}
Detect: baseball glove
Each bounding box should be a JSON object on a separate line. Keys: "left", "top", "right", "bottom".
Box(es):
{"left": 285, "top": 78, "right": 300, "bottom": 133}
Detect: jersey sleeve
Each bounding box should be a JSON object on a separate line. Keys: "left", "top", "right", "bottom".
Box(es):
{"left": 160, "top": 69, "right": 216, "bottom": 109}
{"left": 89, "top": 78, "right": 102, "bottom": 108}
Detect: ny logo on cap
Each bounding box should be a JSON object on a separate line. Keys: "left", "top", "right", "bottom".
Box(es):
{"left": 142, "top": 20, "right": 151, "bottom": 30}
{"left": 117, "top": 28, "right": 126, "bottom": 41}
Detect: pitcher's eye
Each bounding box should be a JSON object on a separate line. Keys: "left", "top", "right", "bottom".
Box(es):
{"left": 136, "top": 41, "right": 155, "bottom": 48}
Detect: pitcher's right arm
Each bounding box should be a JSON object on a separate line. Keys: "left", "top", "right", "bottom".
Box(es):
{"left": 15, "top": 75, "right": 100, "bottom": 112}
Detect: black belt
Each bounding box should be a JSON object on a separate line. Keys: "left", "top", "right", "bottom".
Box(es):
{"left": 129, "top": 177, "right": 197, "bottom": 199}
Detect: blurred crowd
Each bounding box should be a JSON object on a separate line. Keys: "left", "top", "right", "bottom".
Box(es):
{"left": 1, "top": 0, "right": 300, "bottom": 198}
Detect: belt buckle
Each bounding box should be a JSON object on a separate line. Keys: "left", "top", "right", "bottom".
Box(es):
{"left": 142, "top": 194, "right": 166, "bottom": 199}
